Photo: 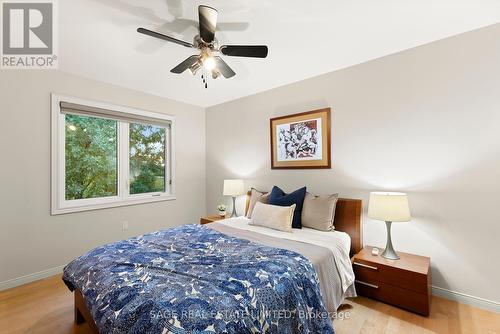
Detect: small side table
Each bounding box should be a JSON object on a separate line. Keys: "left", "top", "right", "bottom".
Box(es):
{"left": 352, "top": 246, "right": 431, "bottom": 316}
{"left": 200, "top": 214, "right": 229, "bottom": 225}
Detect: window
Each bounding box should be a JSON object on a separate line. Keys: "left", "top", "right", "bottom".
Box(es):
{"left": 129, "top": 123, "right": 166, "bottom": 195}
{"left": 65, "top": 114, "right": 118, "bottom": 200}
{"left": 51, "top": 94, "right": 175, "bottom": 214}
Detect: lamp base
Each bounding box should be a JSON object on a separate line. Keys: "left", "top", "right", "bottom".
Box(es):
{"left": 230, "top": 196, "right": 237, "bottom": 218}
{"left": 381, "top": 221, "right": 400, "bottom": 260}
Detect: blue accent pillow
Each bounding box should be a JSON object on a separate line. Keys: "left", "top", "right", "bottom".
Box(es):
{"left": 268, "top": 186, "right": 307, "bottom": 229}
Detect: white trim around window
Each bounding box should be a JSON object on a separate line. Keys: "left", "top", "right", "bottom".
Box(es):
{"left": 51, "top": 93, "right": 176, "bottom": 215}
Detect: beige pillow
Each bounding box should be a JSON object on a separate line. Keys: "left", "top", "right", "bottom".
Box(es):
{"left": 250, "top": 202, "right": 295, "bottom": 232}
{"left": 301, "top": 192, "right": 339, "bottom": 231}
{"left": 246, "top": 188, "right": 270, "bottom": 218}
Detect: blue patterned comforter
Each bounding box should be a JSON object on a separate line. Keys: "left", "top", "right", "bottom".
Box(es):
{"left": 63, "top": 224, "right": 334, "bottom": 334}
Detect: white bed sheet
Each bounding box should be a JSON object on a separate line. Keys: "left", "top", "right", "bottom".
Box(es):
{"left": 216, "top": 217, "right": 356, "bottom": 310}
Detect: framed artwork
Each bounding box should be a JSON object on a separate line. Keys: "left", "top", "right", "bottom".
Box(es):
{"left": 270, "top": 108, "right": 331, "bottom": 169}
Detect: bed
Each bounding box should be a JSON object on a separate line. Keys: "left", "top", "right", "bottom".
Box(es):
{"left": 63, "top": 197, "right": 362, "bottom": 334}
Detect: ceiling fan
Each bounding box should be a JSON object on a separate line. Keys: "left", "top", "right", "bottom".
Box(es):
{"left": 137, "top": 5, "right": 268, "bottom": 87}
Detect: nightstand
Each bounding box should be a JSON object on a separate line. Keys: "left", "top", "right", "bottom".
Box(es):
{"left": 352, "top": 246, "right": 431, "bottom": 316}
{"left": 200, "top": 214, "right": 229, "bottom": 225}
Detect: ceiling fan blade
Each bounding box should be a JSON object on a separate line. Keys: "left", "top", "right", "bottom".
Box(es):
{"left": 220, "top": 45, "right": 268, "bottom": 58}
{"left": 137, "top": 28, "right": 194, "bottom": 48}
{"left": 170, "top": 55, "right": 200, "bottom": 74}
{"left": 198, "top": 5, "right": 218, "bottom": 43}
{"left": 213, "top": 56, "right": 235, "bottom": 78}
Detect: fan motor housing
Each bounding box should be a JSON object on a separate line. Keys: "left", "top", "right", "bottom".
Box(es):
{"left": 194, "top": 35, "right": 218, "bottom": 50}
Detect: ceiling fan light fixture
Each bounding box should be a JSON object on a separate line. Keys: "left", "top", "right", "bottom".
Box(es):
{"left": 202, "top": 56, "right": 216, "bottom": 71}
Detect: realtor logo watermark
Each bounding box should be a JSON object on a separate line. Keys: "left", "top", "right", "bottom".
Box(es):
{"left": 1, "top": 0, "right": 57, "bottom": 68}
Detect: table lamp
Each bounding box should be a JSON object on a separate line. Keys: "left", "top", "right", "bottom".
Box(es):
{"left": 368, "top": 192, "right": 411, "bottom": 260}
{"left": 223, "top": 179, "right": 245, "bottom": 217}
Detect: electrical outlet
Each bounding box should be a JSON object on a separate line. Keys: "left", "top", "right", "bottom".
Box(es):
{"left": 122, "top": 221, "right": 128, "bottom": 232}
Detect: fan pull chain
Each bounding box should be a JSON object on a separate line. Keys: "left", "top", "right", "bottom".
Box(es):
{"left": 201, "top": 72, "right": 208, "bottom": 89}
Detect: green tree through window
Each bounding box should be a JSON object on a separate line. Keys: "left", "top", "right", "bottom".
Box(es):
{"left": 129, "top": 123, "right": 166, "bottom": 194}
{"left": 65, "top": 114, "right": 117, "bottom": 200}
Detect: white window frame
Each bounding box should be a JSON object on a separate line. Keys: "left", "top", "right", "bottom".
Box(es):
{"left": 51, "top": 94, "right": 176, "bottom": 215}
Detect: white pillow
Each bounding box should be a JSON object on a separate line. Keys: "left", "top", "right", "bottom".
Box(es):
{"left": 250, "top": 202, "right": 296, "bottom": 233}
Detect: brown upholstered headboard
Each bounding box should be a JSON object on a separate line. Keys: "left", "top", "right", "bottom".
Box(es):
{"left": 244, "top": 191, "right": 363, "bottom": 256}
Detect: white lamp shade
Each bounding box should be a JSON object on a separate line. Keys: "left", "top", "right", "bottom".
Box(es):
{"left": 368, "top": 192, "right": 411, "bottom": 222}
{"left": 223, "top": 179, "right": 245, "bottom": 196}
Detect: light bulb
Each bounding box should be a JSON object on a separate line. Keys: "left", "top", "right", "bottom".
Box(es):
{"left": 203, "top": 57, "right": 216, "bottom": 71}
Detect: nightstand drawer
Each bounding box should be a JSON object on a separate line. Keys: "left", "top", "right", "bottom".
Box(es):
{"left": 381, "top": 265, "right": 429, "bottom": 294}
{"left": 353, "top": 259, "right": 428, "bottom": 294}
{"left": 355, "top": 280, "right": 429, "bottom": 316}
{"left": 352, "top": 260, "right": 380, "bottom": 285}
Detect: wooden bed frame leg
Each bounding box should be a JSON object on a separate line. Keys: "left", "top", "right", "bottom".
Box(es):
{"left": 74, "top": 290, "right": 101, "bottom": 334}
{"left": 75, "top": 304, "right": 85, "bottom": 325}
{"left": 74, "top": 291, "right": 86, "bottom": 325}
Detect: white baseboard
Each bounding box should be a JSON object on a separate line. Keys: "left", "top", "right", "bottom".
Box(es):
{"left": 0, "top": 265, "right": 65, "bottom": 291}
{"left": 432, "top": 285, "right": 500, "bottom": 313}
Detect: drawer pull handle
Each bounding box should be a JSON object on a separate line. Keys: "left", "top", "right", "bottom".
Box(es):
{"left": 353, "top": 262, "right": 378, "bottom": 270}
{"left": 355, "top": 280, "right": 379, "bottom": 289}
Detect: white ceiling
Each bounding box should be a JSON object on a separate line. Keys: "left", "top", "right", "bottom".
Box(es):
{"left": 59, "top": 0, "right": 500, "bottom": 107}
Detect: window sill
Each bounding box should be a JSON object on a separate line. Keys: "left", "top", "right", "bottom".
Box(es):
{"left": 51, "top": 195, "right": 176, "bottom": 215}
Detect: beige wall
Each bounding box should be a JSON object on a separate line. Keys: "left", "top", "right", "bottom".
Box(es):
{"left": 0, "top": 70, "right": 206, "bottom": 283}
{"left": 206, "top": 24, "right": 500, "bottom": 305}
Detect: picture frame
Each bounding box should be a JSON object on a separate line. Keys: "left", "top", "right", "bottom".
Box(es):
{"left": 270, "top": 108, "right": 331, "bottom": 169}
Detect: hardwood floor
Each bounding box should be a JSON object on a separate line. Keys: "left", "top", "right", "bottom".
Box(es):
{"left": 0, "top": 275, "right": 498, "bottom": 334}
